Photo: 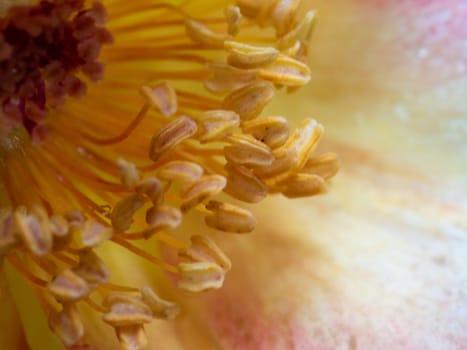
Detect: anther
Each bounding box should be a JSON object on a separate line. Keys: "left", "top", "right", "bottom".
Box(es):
{"left": 49, "top": 215, "right": 69, "bottom": 238}
{"left": 197, "top": 109, "right": 240, "bottom": 143}
{"left": 180, "top": 175, "right": 227, "bottom": 212}
{"left": 225, "top": 6, "right": 242, "bottom": 36}
{"left": 145, "top": 205, "right": 182, "bottom": 235}
{"left": 277, "top": 10, "right": 316, "bottom": 50}
{"left": 258, "top": 54, "right": 311, "bottom": 86}
{"left": 224, "top": 162, "right": 268, "bottom": 203}
{"left": 224, "top": 133, "right": 274, "bottom": 167}
{"left": 222, "top": 81, "right": 275, "bottom": 120}
{"left": 140, "top": 286, "right": 180, "bottom": 320}
{"left": 204, "top": 62, "right": 257, "bottom": 93}
{"left": 149, "top": 116, "right": 198, "bottom": 162}
{"left": 48, "top": 302, "right": 84, "bottom": 346}
{"left": 184, "top": 19, "right": 231, "bottom": 48}
{"left": 224, "top": 40, "right": 279, "bottom": 69}
{"left": 48, "top": 269, "right": 90, "bottom": 302}
{"left": 270, "top": 0, "right": 302, "bottom": 36}
{"left": 177, "top": 261, "right": 225, "bottom": 292}
{"left": 116, "top": 324, "right": 148, "bottom": 350}
{"left": 158, "top": 160, "right": 204, "bottom": 183}
{"left": 73, "top": 250, "right": 110, "bottom": 285}
{"left": 254, "top": 118, "right": 323, "bottom": 179}
{"left": 180, "top": 235, "right": 232, "bottom": 271}
{"left": 242, "top": 115, "right": 290, "bottom": 149}
{"left": 102, "top": 293, "right": 153, "bottom": 327}
{"left": 302, "top": 152, "right": 340, "bottom": 180}
{"left": 14, "top": 207, "right": 52, "bottom": 256}
{"left": 117, "top": 158, "right": 141, "bottom": 187}
{"left": 77, "top": 219, "right": 112, "bottom": 248}
{"left": 276, "top": 173, "right": 327, "bottom": 198}
{"left": 140, "top": 82, "right": 177, "bottom": 117}
{"left": 135, "top": 177, "right": 163, "bottom": 205}
{"left": 205, "top": 200, "right": 256, "bottom": 233}
{"left": 111, "top": 194, "right": 146, "bottom": 233}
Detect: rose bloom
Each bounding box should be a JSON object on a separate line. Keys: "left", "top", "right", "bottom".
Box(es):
{"left": 0, "top": 0, "right": 466, "bottom": 350}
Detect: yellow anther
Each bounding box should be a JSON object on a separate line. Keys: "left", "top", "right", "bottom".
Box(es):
{"left": 302, "top": 152, "right": 340, "bottom": 180}
{"left": 135, "top": 177, "right": 163, "bottom": 205}
{"left": 225, "top": 5, "right": 242, "bottom": 36}
{"left": 145, "top": 205, "right": 182, "bottom": 233}
{"left": 73, "top": 250, "right": 109, "bottom": 285}
{"left": 205, "top": 200, "right": 256, "bottom": 233}
{"left": 77, "top": 219, "right": 112, "bottom": 248}
{"left": 177, "top": 261, "right": 225, "bottom": 292}
{"left": 140, "top": 286, "right": 180, "bottom": 320}
{"left": 48, "top": 268, "right": 90, "bottom": 301}
{"left": 224, "top": 134, "right": 274, "bottom": 167}
{"left": 116, "top": 325, "right": 148, "bottom": 350}
{"left": 276, "top": 173, "right": 326, "bottom": 198}
{"left": 180, "top": 235, "right": 232, "bottom": 271}
{"left": 277, "top": 10, "right": 316, "bottom": 50}
{"left": 103, "top": 293, "right": 153, "bottom": 326}
{"left": 254, "top": 118, "right": 323, "bottom": 179}
{"left": 222, "top": 81, "right": 275, "bottom": 120}
{"left": 242, "top": 115, "right": 290, "bottom": 149}
{"left": 270, "top": 0, "right": 302, "bottom": 36}
{"left": 49, "top": 215, "right": 69, "bottom": 237}
{"left": 204, "top": 62, "right": 257, "bottom": 93}
{"left": 111, "top": 194, "right": 145, "bottom": 233}
{"left": 258, "top": 54, "right": 311, "bottom": 86}
{"left": 224, "top": 162, "right": 268, "bottom": 203}
{"left": 184, "top": 19, "right": 231, "bottom": 48}
{"left": 140, "top": 82, "right": 177, "bottom": 117}
{"left": 180, "top": 175, "right": 227, "bottom": 212}
{"left": 49, "top": 303, "right": 84, "bottom": 346}
{"left": 224, "top": 40, "right": 279, "bottom": 69}
{"left": 149, "top": 115, "right": 198, "bottom": 162}
{"left": 14, "top": 207, "right": 52, "bottom": 256}
{"left": 158, "top": 160, "right": 204, "bottom": 183}
{"left": 197, "top": 109, "right": 240, "bottom": 143}
{"left": 117, "top": 158, "right": 140, "bottom": 187}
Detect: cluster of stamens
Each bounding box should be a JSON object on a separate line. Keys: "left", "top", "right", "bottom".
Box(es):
{"left": 0, "top": 0, "right": 340, "bottom": 349}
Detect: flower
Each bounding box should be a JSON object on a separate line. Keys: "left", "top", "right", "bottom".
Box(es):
{"left": 0, "top": 0, "right": 339, "bottom": 349}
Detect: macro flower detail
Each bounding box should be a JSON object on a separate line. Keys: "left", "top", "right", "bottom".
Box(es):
{"left": 0, "top": 0, "right": 339, "bottom": 349}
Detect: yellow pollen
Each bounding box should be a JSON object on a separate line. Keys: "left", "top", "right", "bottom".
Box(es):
{"left": 0, "top": 0, "right": 339, "bottom": 349}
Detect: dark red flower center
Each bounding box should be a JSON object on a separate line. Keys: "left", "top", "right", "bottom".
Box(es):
{"left": 0, "top": 0, "right": 112, "bottom": 140}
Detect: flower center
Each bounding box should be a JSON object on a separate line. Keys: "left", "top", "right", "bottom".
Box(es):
{"left": 0, "top": 0, "right": 112, "bottom": 141}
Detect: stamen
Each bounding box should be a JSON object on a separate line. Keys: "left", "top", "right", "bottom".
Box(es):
{"left": 149, "top": 115, "right": 198, "bottom": 162}
{"left": 140, "top": 286, "right": 179, "bottom": 320}
{"left": 48, "top": 303, "right": 84, "bottom": 347}
{"left": 184, "top": 19, "right": 231, "bottom": 48}
{"left": 180, "top": 174, "right": 227, "bottom": 212}
{"left": 224, "top": 133, "right": 274, "bottom": 167}
{"left": 224, "top": 40, "right": 279, "bottom": 69}
{"left": 83, "top": 103, "right": 150, "bottom": 145}
{"left": 177, "top": 261, "right": 225, "bottom": 292}
{"left": 111, "top": 237, "right": 178, "bottom": 273}
{"left": 140, "top": 83, "right": 178, "bottom": 117}
{"left": 111, "top": 194, "right": 146, "bottom": 233}
{"left": 222, "top": 81, "right": 275, "bottom": 120}
{"left": 204, "top": 200, "right": 256, "bottom": 233}
{"left": 197, "top": 109, "right": 240, "bottom": 143}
